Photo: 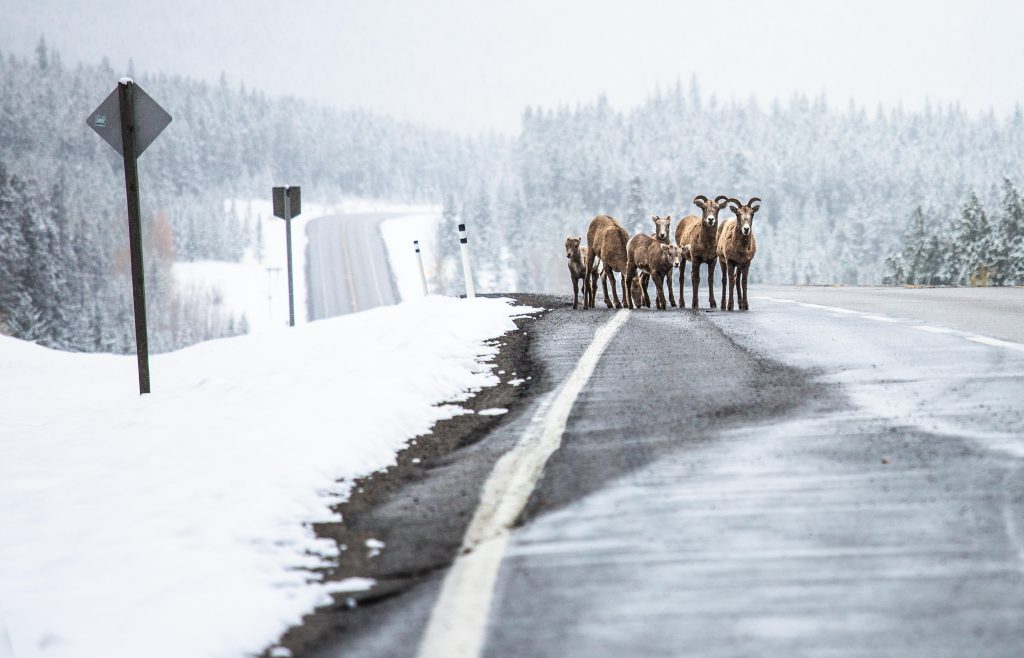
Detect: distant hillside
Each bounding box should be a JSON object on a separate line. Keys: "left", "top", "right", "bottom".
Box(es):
{"left": 0, "top": 42, "right": 499, "bottom": 352}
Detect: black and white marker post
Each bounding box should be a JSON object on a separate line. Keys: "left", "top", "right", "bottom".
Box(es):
{"left": 414, "top": 240, "right": 429, "bottom": 296}
{"left": 458, "top": 223, "right": 476, "bottom": 298}
{"left": 272, "top": 186, "right": 301, "bottom": 326}
{"left": 86, "top": 78, "right": 172, "bottom": 395}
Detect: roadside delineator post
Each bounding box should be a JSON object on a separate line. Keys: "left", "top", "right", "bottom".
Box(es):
{"left": 272, "top": 186, "right": 302, "bottom": 326}
{"left": 458, "top": 223, "right": 475, "bottom": 298}
{"left": 414, "top": 240, "right": 429, "bottom": 296}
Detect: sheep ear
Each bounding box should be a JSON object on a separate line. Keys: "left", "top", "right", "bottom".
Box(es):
{"left": 693, "top": 195, "right": 709, "bottom": 209}
{"left": 666, "top": 214, "right": 671, "bottom": 221}
{"left": 728, "top": 198, "right": 741, "bottom": 212}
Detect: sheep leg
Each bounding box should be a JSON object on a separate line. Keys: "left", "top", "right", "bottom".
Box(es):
{"left": 690, "top": 260, "right": 701, "bottom": 309}
{"left": 667, "top": 270, "right": 676, "bottom": 308}
{"left": 640, "top": 272, "right": 651, "bottom": 307}
{"left": 571, "top": 274, "right": 580, "bottom": 309}
{"left": 726, "top": 261, "right": 736, "bottom": 311}
{"left": 719, "top": 258, "right": 727, "bottom": 307}
{"left": 678, "top": 263, "right": 686, "bottom": 309}
{"left": 653, "top": 272, "right": 666, "bottom": 310}
{"left": 623, "top": 265, "right": 637, "bottom": 309}
{"left": 741, "top": 264, "right": 750, "bottom": 311}
{"left": 707, "top": 260, "right": 718, "bottom": 309}
{"left": 610, "top": 271, "right": 623, "bottom": 308}
{"left": 601, "top": 269, "right": 613, "bottom": 308}
{"left": 589, "top": 249, "right": 598, "bottom": 309}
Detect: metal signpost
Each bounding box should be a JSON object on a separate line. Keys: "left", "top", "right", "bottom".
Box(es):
{"left": 272, "top": 186, "right": 301, "bottom": 326}
{"left": 414, "top": 240, "right": 429, "bottom": 296}
{"left": 86, "top": 78, "right": 172, "bottom": 395}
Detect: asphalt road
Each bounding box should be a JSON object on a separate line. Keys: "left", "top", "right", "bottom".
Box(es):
{"left": 306, "top": 213, "right": 399, "bottom": 320}
{"left": 281, "top": 287, "right": 1024, "bottom": 658}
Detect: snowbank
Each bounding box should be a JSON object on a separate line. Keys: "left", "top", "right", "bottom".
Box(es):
{"left": 0, "top": 295, "right": 536, "bottom": 658}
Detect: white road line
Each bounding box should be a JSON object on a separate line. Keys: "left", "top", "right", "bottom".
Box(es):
{"left": 913, "top": 325, "right": 956, "bottom": 334}
{"left": 966, "top": 335, "right": 1024, "bottom": 353}
{"left": 360, "top": 218, "right": 388, "bottom": 306}
{"left": 340, "top": 220, "right": 358, "bottom": 313}
{"left": 758, "top": 297, "right": 1024, "bottom": 353}
{"left": 417, "top": 310, "right": 630, "bottom": 658}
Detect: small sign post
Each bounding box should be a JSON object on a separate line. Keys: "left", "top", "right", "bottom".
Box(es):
{"left": 86, "top": 78, "right": 171, "bottom": 395}
{"left": 272, "top": 186, "right": 301, "bottom": 326}
{"left": 414, "top": 240, "right": 429, "bottom": 296}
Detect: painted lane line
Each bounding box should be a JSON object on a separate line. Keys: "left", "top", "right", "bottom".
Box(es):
{"left": 913, "top": 325, "right": 956, "bottom": 334}
{"left": 340, "top": 219, "right": 359, "bottom": 313}
{"left": 759, "top": 297, "right": 1024, "bottom": 354}
{"left": 417, "top": 310, "right": 630, "bottom": 658}
{"left": 966, "top": 335, "right": 1024, "bottom": 354}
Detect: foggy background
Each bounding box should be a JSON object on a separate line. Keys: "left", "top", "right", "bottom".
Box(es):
{"left": 2, "top": 0, "right": 1022, "bottom": 133}
{"left": 1, "top": 0, "right": 1022, "bottom": 352}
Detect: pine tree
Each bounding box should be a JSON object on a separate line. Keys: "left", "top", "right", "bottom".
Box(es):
{"left": 992, "top": 178, "right": 1024, "bottom": 285}
{"left": 950, "top": 192, "right": 993, "bottom": 285}
{"left": 624, "top": 175, "right": 646, "bottom": 234}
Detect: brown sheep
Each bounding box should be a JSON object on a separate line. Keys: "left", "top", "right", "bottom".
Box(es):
{"left": 584, "top": 215, "right": 630, "bottom": 308}
{"left": 565, "top": 236, "right": 594, "bottom": 309}
{"left": 625, "top": 234, "right": 688, "bottom": 310}
{"left": 675, "top": 194, "right": 730, "bottom": 309}
{"left": 717, "top": 197, "right": 761, "bottom": 311}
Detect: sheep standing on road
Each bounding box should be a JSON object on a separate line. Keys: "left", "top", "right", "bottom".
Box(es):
{"left": 717, "top": 197, "right": 761, "bottom": 311}
{"left": 585, "top": 215, "right": 630, "bottom": 308}
{"left": 676, "top": 195, "right": 730, "bottom": 309}
{"left": 625, "top": 234, "right": 688, "bottom": 310}
{"left": 565, "top": 236, "right": 593, "bottom": 310}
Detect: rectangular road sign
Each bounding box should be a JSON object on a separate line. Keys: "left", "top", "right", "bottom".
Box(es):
{"left": 273, "top": 186, "right": 301, "bottom": 219}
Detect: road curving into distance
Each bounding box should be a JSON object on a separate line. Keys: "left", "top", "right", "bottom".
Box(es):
{"left": 305, "top": 213, "right": 400, "bottom": 320}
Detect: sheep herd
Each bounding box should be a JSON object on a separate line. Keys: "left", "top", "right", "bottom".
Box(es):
{"left": 565, "top": 195, "right": 762, "bottom": 312}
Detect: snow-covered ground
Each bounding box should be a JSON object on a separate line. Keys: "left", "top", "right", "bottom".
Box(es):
{"left": 0, "top": 295, "right": 537, "bottom": 658}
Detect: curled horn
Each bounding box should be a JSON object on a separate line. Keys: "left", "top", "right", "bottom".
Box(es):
{"left": 727, "top": 197, "right": 742, "bottom": 212}
{"left": 714, "top": 195, "right": 730, "bottom": 206}
{"left": 693, "top": 195, "right": 709, "bottom": 209}
{"left": 747, "top": 197, "right": 762, "bottom": 211}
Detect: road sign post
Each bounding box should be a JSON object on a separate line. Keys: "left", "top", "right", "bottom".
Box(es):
{"left": 273, "top": 186, "right": 302, "bottom": 326}
{"left": 414, "top": 240, "right": 429, "bottom": 296}
{"left": 87, "top": 78, "right": 171, "bottom": 395}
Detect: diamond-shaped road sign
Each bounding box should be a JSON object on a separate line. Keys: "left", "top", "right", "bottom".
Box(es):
{"left": 86, "top": 81, "right": 171, "bottom": 157}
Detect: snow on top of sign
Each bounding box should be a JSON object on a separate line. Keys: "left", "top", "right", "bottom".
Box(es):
{"left": 119, "top": 77, "right": 134, "bottom": 85}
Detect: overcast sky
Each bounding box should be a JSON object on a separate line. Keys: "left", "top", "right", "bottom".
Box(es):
{"left": 2, "top": 0, "right": 1021, "bottom": 133}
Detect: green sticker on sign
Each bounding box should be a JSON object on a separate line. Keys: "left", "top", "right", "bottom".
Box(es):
{"left": 95, "top": 115, "right": 107, "bottom": 127}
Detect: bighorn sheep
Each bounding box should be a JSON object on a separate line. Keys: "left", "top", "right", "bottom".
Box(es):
{"left": 649, "top": 214, "right": 675, "bottom": 306}
{"left": 625, "top": 234, "right": 688, "bottom": 310}
{"left": 585, "top": 215, "right": 630, "bottom": 308}
{"left": 717, "top": 197, "right": 761, "bottom": 311}
{"left": 565, "top": 236, "right": 594, "bottom": 310}
{"left": 675, "top": 195, "right": 730, "bottom": 309}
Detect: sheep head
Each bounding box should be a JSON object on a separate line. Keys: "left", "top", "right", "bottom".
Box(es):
{"left": 727, "top": 197, "right": 762, "bottom": 237}
{"left": 651, "top": 214, "right": 671, "bottom": 242}
{"left": 661, "top": 243, "right": 685, "bottom": 268}
{"left": 693, "top": 195, "right": 731, "bottom": 229}
{"left": 565, "top": 236, "right": 582, "bottom": 259}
